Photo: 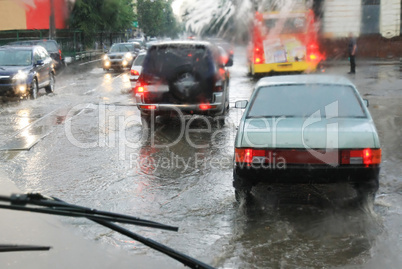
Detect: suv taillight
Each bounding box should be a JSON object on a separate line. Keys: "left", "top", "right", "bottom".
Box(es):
{"left": 134, "top": 81, "right": 147, "bottom": 93}
{"left": 131, "top": 70, "right": 140, "bottom": 76}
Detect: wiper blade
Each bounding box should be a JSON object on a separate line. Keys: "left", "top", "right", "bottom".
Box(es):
{"left": 0, "top": 193, "right": 177, "bottom": 232}
{"left": 0, "top": 193, "right": 216, "bottom": 269}
{"left": 89, "top": 217, "right": 215, "bottom": 269}
{"left": 0, "top": 244, "right": 51, "bottom": 253}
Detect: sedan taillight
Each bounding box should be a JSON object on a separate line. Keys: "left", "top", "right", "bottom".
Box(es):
{"left": 235, "top": 148, "right": 265, "bottom": 164}
{"left": 341, "top": 148, "right": 381, "bottom": 166}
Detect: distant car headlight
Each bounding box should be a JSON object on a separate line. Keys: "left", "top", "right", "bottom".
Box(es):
{"left": 124, "top": 52, "right": 133, "bottom": 60}
{"left": 103, "top": 55, "right": 109, "bottom": 61}
{"left": 12, "top": 70, "right": 28, "bottom": 81}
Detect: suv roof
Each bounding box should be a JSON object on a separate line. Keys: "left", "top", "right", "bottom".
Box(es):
{"left": 148, "top": 40, "right": 213, "bottom": 48}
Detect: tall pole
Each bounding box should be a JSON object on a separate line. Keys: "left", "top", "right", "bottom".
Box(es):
{"left": 49, "top": 0, "right": 56, "bottom": 39}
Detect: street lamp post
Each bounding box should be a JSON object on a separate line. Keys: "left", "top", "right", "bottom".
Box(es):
{"left": 49, "top": 0, "right": 56, "bottom": 39}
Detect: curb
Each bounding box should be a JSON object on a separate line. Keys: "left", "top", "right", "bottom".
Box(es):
{"left": 322, "top": 60, "right": 401, "bottom": 67}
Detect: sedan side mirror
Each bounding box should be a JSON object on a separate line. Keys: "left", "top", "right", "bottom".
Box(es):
{"left": 363, "top": 99, "right": 369, "bottom": 107}
{"left": 235, "top": 100, "right": 248, "bottom": 109}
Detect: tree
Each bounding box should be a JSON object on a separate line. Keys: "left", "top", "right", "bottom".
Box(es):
{"left": 136, "top": 0, "right": 180, "bottom": 38}
{"left": 69, "top": 0, "right": 135, "bottom": 44}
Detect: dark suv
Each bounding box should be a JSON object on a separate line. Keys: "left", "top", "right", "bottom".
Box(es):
{"left": 133, "top": 41, "right": 232, "bottom": 127}
{"left": 9, "top": 40, "right": 65, "bottom": 71}
{"left": 0, "top": 45, "right": 55, "bottom": 99}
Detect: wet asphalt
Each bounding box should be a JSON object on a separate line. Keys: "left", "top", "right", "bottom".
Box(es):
{"left": 0, "top": 48, "right": 401, "bottom": 268}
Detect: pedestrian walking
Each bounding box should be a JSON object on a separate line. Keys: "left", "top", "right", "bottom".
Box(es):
{"left": 348, "top": 33, "right": 357, "bottom": 74}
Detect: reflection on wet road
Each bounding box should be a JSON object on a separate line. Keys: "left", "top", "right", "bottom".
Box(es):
{"left": 0, "top": 51, "right": 401, "bottom": 268}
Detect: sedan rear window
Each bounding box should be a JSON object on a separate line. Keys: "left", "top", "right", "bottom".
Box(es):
{"left": 247, "top": 84, "right": 367, "bottom": 118}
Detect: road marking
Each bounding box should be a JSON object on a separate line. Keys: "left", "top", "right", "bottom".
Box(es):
{"left": 78, "top": 59, "right": 102, "bottom": 66}
{"left": 83, "top": 73, "right": 124, "bottom": 95}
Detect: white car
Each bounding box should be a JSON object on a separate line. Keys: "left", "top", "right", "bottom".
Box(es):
{"left": 130, "top": 51, "right": 146, "bottom": 88}
{"left": 233, "top": 75, "right": 381, "bottom": 205}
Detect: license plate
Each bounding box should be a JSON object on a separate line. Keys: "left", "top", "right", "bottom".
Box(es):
{"left": 146, "top": 84, "right": 169, "bottom": 92}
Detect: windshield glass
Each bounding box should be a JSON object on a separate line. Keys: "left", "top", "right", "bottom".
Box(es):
{"left": 110, "top": 44, "right": 135, "bottom": 53}
{"left": 37, "top": 41, "right": 58, "bottom": 52}
{"left": 264, "top": 17, "right": 307, "bottom": 34}
{"left": 247, "top": 84, "right": 367, "bottom": 118}
{"left": 0, "top": 50, "right": 32, "bottom": 66}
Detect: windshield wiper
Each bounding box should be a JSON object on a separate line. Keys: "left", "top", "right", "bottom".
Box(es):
{"left": 0, "top": 193, "right": 215, "bottom": 269}
{"left": 0, "top": 193, "right": 177, "bottom": 231}
{"left": 0, "top": 244, "right": 51, "bottom": 253}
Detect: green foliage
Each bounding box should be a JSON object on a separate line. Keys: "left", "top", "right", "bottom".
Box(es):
{"left": 137, "top": 0, "right": 181, "bottom": 38}
{"left": 69, "top": 0, "right": 135, "bottom": 37}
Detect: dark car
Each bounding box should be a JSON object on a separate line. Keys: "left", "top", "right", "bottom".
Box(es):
{"left": 8, "top": 39, "right": 65, "bottom": 71}
{"left": 102, "top": 42, "right": 141, "bottom": 71}
{"left": 133, "top": 41, "right": 232, "bottom": 127}
{"left": 0, "top": 45, "right": 55, "bottom": 99}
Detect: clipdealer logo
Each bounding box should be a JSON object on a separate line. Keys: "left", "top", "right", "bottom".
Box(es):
{"left": 64, "top": 102, "right": 239, "bottom": 160}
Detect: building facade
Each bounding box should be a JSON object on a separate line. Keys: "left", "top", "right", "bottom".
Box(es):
{"left": 322, "top": 0, "right": 401, "bottom": 38}
{"left": 0, "top": 0, "right": 70, "bottom": 31}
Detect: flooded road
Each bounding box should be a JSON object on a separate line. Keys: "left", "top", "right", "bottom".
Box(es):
{"left": 0, "top": 49, "right": 401, "bottom": 268}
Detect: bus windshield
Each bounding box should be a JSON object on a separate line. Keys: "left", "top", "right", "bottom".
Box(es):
{"left": 264, "top": 17, "right": 307, "bottom": 34}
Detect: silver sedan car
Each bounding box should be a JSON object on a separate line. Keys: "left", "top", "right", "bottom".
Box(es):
{"left": 233, "top": 75, "right": 381, "bottom": 205}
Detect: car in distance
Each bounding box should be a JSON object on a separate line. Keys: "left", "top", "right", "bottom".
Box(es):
{"left": 0, "top": 45, "right": 55, "bottom": 99}
{"left": 130, "top": 51, "right": 146, "bottom": 87}
{"left": 133, "top": 41, "right": 232, "bottom": 127}
{"left": 9, "top": 39, "right": 65, "bottom": 71}
{"left": 233, "top": 75, "right": 381, "bottom": 205}
{"left": 102, "top": 42, "right": 141, "bottom": 71}
{"left": 128, "top": 37, "right": 146, "bottom": 48}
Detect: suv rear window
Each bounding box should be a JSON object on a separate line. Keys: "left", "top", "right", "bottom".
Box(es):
{"left": 141, "top": 44, "right": 213, "bottom": 82}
